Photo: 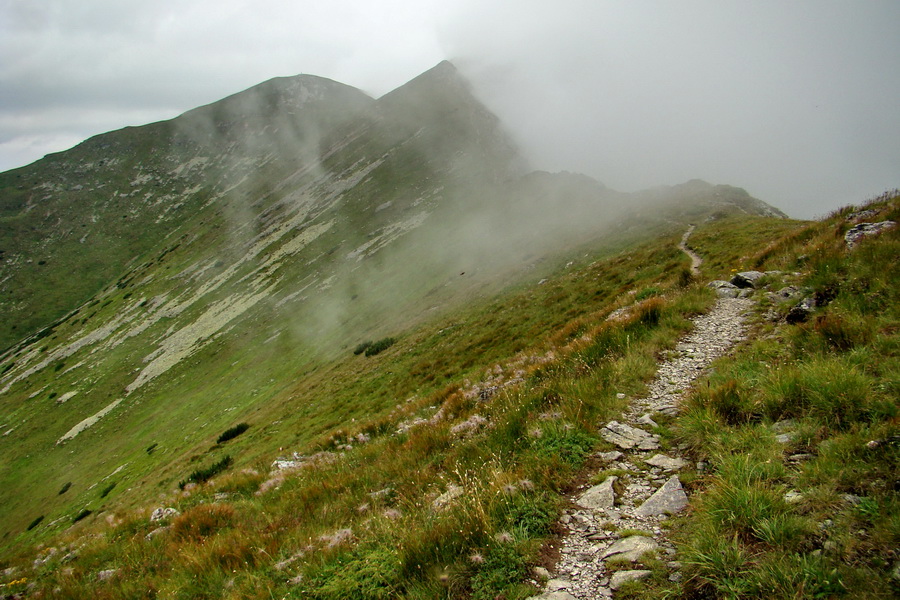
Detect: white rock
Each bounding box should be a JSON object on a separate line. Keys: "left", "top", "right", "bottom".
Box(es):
{"left": 601, "top": 536, "right": 659, "bottom": 562}
{"left": 576, "top": 477, "right": 617, "bottom": 511}
{"left": 645, "top": 454, "right": 687, "bottom": 471}
{"left": 610, "top": 569, "right": 652, "bottom": 589}
{"left": 149, "top": 507, "right": 180, "bottom": 522}
{"left": 600, "top": 421, "right": 659, "bottom": 451}
{"left": 634, "top": 475, "right": 688, "bottom": 517}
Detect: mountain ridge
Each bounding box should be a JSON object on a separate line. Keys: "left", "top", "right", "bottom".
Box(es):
{"left": 0, "top": 61, "right": 792, "bottom": 563}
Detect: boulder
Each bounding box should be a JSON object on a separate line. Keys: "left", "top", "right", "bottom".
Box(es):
{"left": 730, "top": 271, "right": 766, "bottom": 289}
{"left": 785, "top": 297, "right": 815, "bottom": 324}
{"left": 707, "top": 280, "right": 740, "bottom": 298}
{"left": 149, "top": 507, "right": 180, "bottom": 522}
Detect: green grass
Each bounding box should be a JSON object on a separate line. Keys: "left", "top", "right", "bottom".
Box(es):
{"left": 0, "top": 208, "right": 733, "bottom": 597}
{"left": 3, "top": 182, "right": 896, "bottom": 598}
{"left": 667, "top": 193, "right": 900, "bottom": 599}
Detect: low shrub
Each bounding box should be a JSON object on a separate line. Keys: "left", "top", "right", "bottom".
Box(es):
{"left": 26, "top": 515, "right": 44, "bottom": 531}
{"left": 364, "top": 337, "right": 396, "bottom": 357}
{"left": 303, "top": 545, "right": 402, "bottom": 599}
{"left": 677, "top": 267, "right": 695, "bottom": 288}
{"left": 72, "top": 509, "right": 92, "bottom": 523}
{"left": 353, "top": 341, "right": 373, "bottom": 355}
{"left": 529, "top": 423, "right": 597, "bottom": 468}
{"left": 58, "top": 481, "right": 72, "bottom": 495}
{"left": 492, "top": 490, "right": 556, "bottom": 537}
{"left": 178, "top": 455, "right": 233, "bottom": 489}
{"left": 216, "top": 423, "right": 250, "bottom": 444}
{"left": 99, "top": 482, "right": 116, "bottom": 498}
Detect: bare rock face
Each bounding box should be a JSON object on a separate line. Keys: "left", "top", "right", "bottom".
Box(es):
{"left": 845, "top": 221, "right": 896, "bottom": 249}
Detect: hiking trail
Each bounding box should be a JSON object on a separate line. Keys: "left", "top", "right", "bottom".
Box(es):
{"left": 527, "top": 229, "right": 754, "bottom": 599}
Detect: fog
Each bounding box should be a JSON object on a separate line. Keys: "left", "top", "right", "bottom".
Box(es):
{"left": 2, "top": 0, "right": 899, "bottom": 218}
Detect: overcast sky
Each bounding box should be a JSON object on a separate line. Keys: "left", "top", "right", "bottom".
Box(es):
{"left": 1, "top": 0, "right": 898, "bottom": 218}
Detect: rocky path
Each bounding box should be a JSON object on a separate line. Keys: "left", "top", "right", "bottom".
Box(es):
{"left": 678, "top": 225, "right": 702, "bottom": 276}
{"left": 528, "top": 242, "right": 755, "bottom": 599}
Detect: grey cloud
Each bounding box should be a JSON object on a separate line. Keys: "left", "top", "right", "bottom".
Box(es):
{"left": 439, "top": 0, "right": 900, "bottom": 218}
{"left": 1, "top": 0, "right": 898, "bottom": 218}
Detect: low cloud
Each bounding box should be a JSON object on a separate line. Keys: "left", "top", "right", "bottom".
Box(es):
{"left": 2, "top": 0, "right": 898, "bottom": 218}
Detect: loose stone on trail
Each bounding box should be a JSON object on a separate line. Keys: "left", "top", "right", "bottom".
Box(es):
{"left": 634, "top": 475, "right": 688, "bottom": 517}
{"left": 576, "top": 477, "right": 617, "bottom": 511}
{"left": 528, "top": 229, "right": 757, "bottom": 600}
{"left": 600, "top": 421, "right": 659, "bottom": 451}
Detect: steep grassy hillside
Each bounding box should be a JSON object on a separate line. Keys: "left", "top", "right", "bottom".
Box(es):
{"left": 0, "top": 189, "right": 894, "bottom": 599}
{"left": 0, "top": 61, "right": 786, "bottom": 552}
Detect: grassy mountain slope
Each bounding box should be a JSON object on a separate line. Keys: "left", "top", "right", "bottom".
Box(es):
{"left": 0, "top": 190, "right": 895, "bottom": 599}
{"left": 1, "top": 60, "right": 856, "bottom": 598}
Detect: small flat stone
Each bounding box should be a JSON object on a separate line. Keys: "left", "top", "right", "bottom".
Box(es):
{"left": 645, "top": 454, "right": 687, "bottom": 471}
{"left": 596, "top": 450, "right": 623, "bottom": 463}
{"left": 601, "top": 535, "right": 659, "bottom": 562}
{"left": 636, "top": 413, "right": 659, "bottom": 428}
{"left": 771, "top": 419, "right": 797, "bottom": 433}
{"left": 788, "top": 453, "right": 813, "bottom": 462}
{"left": 545, "top": 578, "right": 573, "bottom": 591}
{"left": 144, "top": 526, "right": 169, "bottom": 541}
{"left": 577, "top": 476, "right": 617, "bottom": 511}
{"left": 600, "top": 421, "right": 659, "bottom": 451}
{"left": 528, "top": 592, "right": 578, "bottom": 600}
{"left": 784, "top": 490, "right": 804, "bottom": 504}
{"left": 634, "top": 475, "right": 688, "bottom": 517}
{"left": 610, "top": 569, "right": 652, "bottom": 590}
{"left": 775, "top": 432, "right": 796, "bottom": 444}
